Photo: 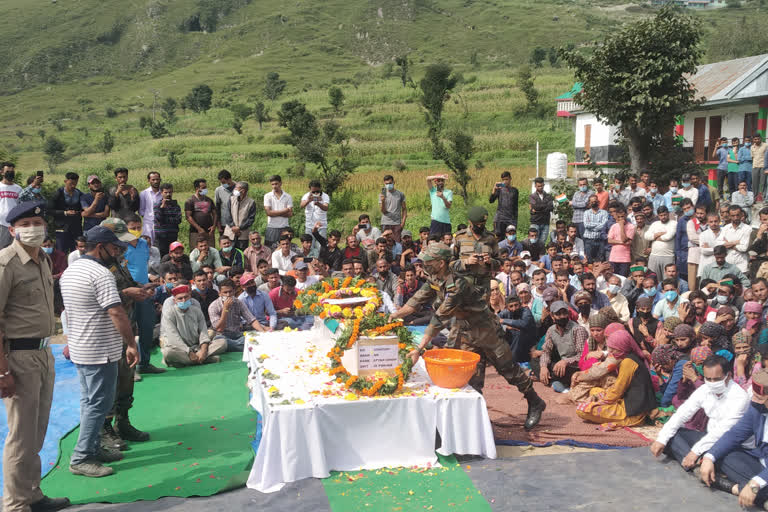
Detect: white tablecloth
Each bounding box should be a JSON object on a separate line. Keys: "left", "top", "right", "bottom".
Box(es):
{"left": 242, "top": 321, "right": 497, "bottom": 492}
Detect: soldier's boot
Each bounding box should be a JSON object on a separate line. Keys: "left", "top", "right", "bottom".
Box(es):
{"left": 116, "top": 412, "right": 150, "bottom": 442}
{"left": 100, "top": 419, "right": 127, "bottom": 451}
{"left": 523, "top": 390, "right": 546, "bottom": 431}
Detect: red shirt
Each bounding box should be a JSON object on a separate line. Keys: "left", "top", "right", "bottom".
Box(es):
{"left": 269, "top": 286, "right": 297, "bottom": 316}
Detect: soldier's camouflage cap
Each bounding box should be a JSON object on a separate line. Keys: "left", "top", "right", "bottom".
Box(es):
{"left": 100, "top": 217, "right": 137, "bottom": 243}
{"left": 419, "top": 242, "right": 452, "bottom": 262}
{"left": 467, "top": 206, "right": 489, "bottom": 223}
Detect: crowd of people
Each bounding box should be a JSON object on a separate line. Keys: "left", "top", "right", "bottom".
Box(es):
{"left": 7, "top": 151, "right": 768, "bottom": 509}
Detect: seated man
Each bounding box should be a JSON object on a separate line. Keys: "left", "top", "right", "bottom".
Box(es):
{"left": 701, "top": 369, "right": 768, "bottom": 507}
{"left": 257, "top": 267, "right": 281, "bottom": 294}
{"left": 191, "top": 270, "right": 218, "bottom": 327}
{"left": 161, "top": 241, "right": 193, "bottom": 281}
{"left": 238, "top": 273, "right": 276, "bottom": 331}
{"left": 531, "top": 300, "right": 588, "bottom": 391}
{"left": 160, "top": 285, "right": 227, "bottom": 366}
{"left": 294, "top": 260, "right": 318, "bottom": 290}
{"left": 271, "top": 234, "right": 296, "bottom": 275}
{"left": 208, "top": 279, "right": 264, "bottom": 351}
{"left": 498, "top": 295, "right": 537, "bottom": 363}
{"left": 218, "top": 235, "right": 244, "bottom": 274}
{"left": 374, "top": 257, "right": 398, "bottom": 299}
{"left": 153, "top": 264, "right": 181, "bottom": 319}
{"left": 268, "top": 275, "right": 310, "bottom": 329}
{"left": 395, "top": 264, "right": 431, "bottom": 326}
{"left": 651, "top": 355, "right": 749, "bottom": 472}
{"left": 189, "top": 237, "right": 225, "bottom": 274}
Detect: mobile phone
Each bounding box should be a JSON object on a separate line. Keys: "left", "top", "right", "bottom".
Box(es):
{"left": 36, "top": 171, "right": 44, "bottom": 177}
{"left": 495, "top": 182, "right": 502, "bottom": 188}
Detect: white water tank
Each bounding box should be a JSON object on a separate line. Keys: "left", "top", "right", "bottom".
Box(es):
{"left": 546, "top": 152, "right": 568, "bottom": 180}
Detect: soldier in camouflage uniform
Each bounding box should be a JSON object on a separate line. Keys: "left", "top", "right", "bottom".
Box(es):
{"left": 451, "top": 206, "right": 500, "bottom": 295}
{"left": 391, "top": 243, "right": 547, "bottom": 430}
{"left": 99, "top": 218, "right": 153, "bottom": 451}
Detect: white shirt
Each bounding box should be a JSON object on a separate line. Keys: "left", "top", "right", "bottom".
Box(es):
{"left": 721, "top": 222, "right": 752, "bottom": 272}
{"left": 356, "top": 226, "right": 382, "bottom": 244}
{"left": 271, "top": 250, "right": 295, "bottom": 275}
{"left": 263, "top": 190, "right": 293, "bottom": 229}
{"left": 139, "top": 187, "right": 163, "bottom": 240}
{"left": 657, "top": 380, "right": 749, "bottom": 455}
{"left": 295, "top": 275, "right": 319, "bottom": 290}
{"left": 301, "top": 192, "right": 329, "bottom": 230}
{"left": 67, "top": 250, "right": 83, "bottom": 266}
{"left": 596, "top": 273, "right": 626, "bottom": 293}
{"left": 0, "top": 183, "right": 22, "bottom": 227}
{"left": 679, "top": 186, "right": 699, "bottom": 206}
{"left": 644, "top": 220, "right": 677, "bottom": 257}
{"left": 698, "top": 228, "right": 724, "bottom": 277}
{"left": 607, "top": 292, "right": 630, "bottom": 323}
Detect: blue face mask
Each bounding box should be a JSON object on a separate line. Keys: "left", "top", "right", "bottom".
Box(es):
{"left": 669, "top": 187, "right": 678, "bottom": 193}
{"left": 42, "top": 247, "right": 53, "bottom": 255}
{"left": 650, "top": 187, "right": 657, "bottom": 194}
{"left": 579, "top": 185, "right": 588, "bottom": 193}
{"left": 746, "top": 142, "right": 752, "bottom": 148}
{"left": 31, "top": 187, "right": 41, "bottom": 194}
{"left": 507, "top": 234, "right": 516, "bottom": 242}
{"left": 199, "top": 188, "right": 208, "bottom": 196}
{"left": 644, "top": 287, "right": 657, "bottom": 297}
{"left": 165, "top": 282, "right": 174, "bottom": 291}
{"left": 222, "top": 246, "right": 233, "bottom": 253}
{"left": 665, "top": 290, "right": 678, "bottom": 302}
{"left": 177, "top": 300, "right": 192, "bottom": 311}
{"left": 385, "top": 183, "right": 394, "bottom": 191}
{"left": 683, "top": 209, "right": 694, "bottom": 217}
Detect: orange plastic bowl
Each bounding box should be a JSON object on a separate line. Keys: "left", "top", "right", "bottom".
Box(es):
{"left": 422, "top": 348, "right": 480, "bottom": 389}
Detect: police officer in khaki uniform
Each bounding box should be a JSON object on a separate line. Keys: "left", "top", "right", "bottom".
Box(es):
{"left": 451, "top": 206, "right": 500, "bottom": 294}
{"left": 391, "top": 243, "right": 547, "bottom": 430}
{"left": 0, "top": 201, "right": 70, "bottom": 512}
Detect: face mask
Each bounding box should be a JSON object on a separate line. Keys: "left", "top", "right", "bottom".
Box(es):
{"left": 590, "top": 203, "right": 598, "bottom": 210}
{"left": 42, "top": 247, "right": 53, "bottom": 255}
{"left": 232, "top": 190, "right": 241, "bottom": 197}
{"left": 716, "top": 294, "right": 728, "bottom": 304}
{"left": 747, "top": 142, "right": 752, "bottom": 148}
{"left": 752, "top": 401, "right": 768, "bottom": 415}
{"left": 554, "top": 316, "right": 569, "bottom": 327}
{"left": 523, "top": 258, "right": 531, "bottom": 266}
{"left": 31, "top": 187, "right": 41, "bottom": 194}
{"left": 607, "top": 284, "right": 620, "bottom": 295}
{"left": 632, "top": 205, "right": 641, "bottom": 212}
{"left": 529, "top": 237, "right": 537, "bottom": 243}
{"left": 650, "top": 187, "right": 657, "bottom": 194}
{"left": 579, "top": 185, "right": 588, "bottom": 193}
{"left": 683, "top": 209, "right": 694, "bottom": 217}
{"left": 362, "top": 223, "right": 370, "bottom": 230}
{"left": 682, "top": 182, "right": 690, "bottom": 188}
{"left": 4, "top": 171, "right": 15, "bottom": 181}
{"left": 471, "top": 224, "right": 484, "bottom": 235}
{"left": 507, "top": 234, "right": 516, "bottom": 242}
{"left": 665, "top": 290, "right": 678, "bottom": 302}
{"left": 199, "top": 188, "right": 208, "bottom": 196}
{"left": 176, "top": 300, "right": 192, "bottom": 311}
{"left": 613, "top": 184, "right": 620, "bottom": 190}
{"left": 644, "top": 287, "right": 657, "bottom": 297}
{"left": 385, "top": 183, "right": 394, "bottom": 191}
{"left": 578, "top": 304, "right": 591, "bottom": 316}
{"left": 165, "top": 282, "right": 174, "bottom": 291}
{"left": 14, "top": 225, "right": 46, "bottom": 247}
{"left": 705, "top": 379, "right": 727, "bottom": 395}
{"left": 245, "top": 286, "right": 258, "bottom": 295}
{"left": 638, "top": 310, "right": 651, "bottom": 319}
{"left": 222, "top": 246, "right": 232, "bottom": 253}
{"left": 670, "top": 187, "right": 678, "bottom": 193}
{"left": 129, "top": 229, "right": 142, "bottom": 238}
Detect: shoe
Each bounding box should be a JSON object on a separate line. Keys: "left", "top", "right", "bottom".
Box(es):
{"left": 116, "top": 417, "right": 150, "bottom": 442}
{"left": 137, "top": 364, "right": 166, "bottom": 375}
{"left": 69, "top": 461, "right": 114, "bottom": 478}
{"left": 133, "top": 372, "right": 142, "bottom": 382}
{"left": 101, "top": 423, "right": 127, "bottom": 451}
{"left": 203, "top": 355, "right": 221, "bottom": 364}
{"left": 524, "top": 391, "right": 547, "bottom": 431}
{"left": 95, "top": 447, "right": 124, "bottom": 463}
{"left": 30, "top": 496, "right": 71, "bottom": 512}
{"left": 551, "top": 381, "right": 566, "bottom": 393}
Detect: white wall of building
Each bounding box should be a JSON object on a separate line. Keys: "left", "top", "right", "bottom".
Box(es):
{"left": 574, "top": 113, "right": 619, "bottom": 148}
{"left": 681, "top": 102, "right": 760, "bottom": 148}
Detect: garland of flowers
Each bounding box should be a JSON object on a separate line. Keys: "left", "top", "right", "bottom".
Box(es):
{"left": 293, "top": 277, "right": 381, "bottom": 320}
{"left": 326, "top": 314, "right": 416, "bottom": 396}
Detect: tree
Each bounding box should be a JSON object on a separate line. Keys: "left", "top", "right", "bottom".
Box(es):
{"left": 232, "top": 118, "right": 243, "bottom": 134}
{"left": 161, "top": 97, "right": 178, "bottom": 124}
{"left": 43, "top": 136, "right": 66, "bottom": 170}
{"left": 560, "top": 7, "right": 702, "bottom": 173}
{"left": 277, "top": 100, "right": 358, "bottom": 197}
{"left": 264, "top": 72, "right": 287, "bottom": 101}
{"left": 148, "top": 120, "right": 169, "bottom": 139}
{"left": 529, "top": 47, "right": 547, "bottom": 68}
{"left": 419, "top": 63, "right": 475, "bottom": 203}
{"left": 516, "top": 65, "right": 539, "bottom": 111}
{"left": 97, "top": 129, "right": 115, "bottom": 154}
{"left": 547, "top": 47, "right": 559, "bottom": 67}
{"left": 395, "top": 55, "right": 414, "bottom": 87}
{"left": 184, "top": 84, "right": 214, "bottom": 114}
{"left": 230, "top": 103, "right": 253, "bottom": 121}
{"left": 328, "top": 86, "right": 345, "bottom": 113}
{"left": 253, "top": 101, "right": 271, "bottom": 130}
{"left": 37, "top": 129, "right": 46, "bottom": 141}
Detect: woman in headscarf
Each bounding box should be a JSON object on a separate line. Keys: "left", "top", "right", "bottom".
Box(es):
{"left": 572, "top": 290, "right": 592, "bottom": 330}
{"left": 651, "top": 344, "right": 676, "bottom": 395}
{"left": 733, "top": 334, "right": 762, "bottom": 390}
{"left": 575, "top": 330, "right": 656, "bottom": 427}
{"left": 655, "top": 316, "right": 683, "bottom": 347}
{"left": 698, "top": 321, "right": 731, "bottom": 354}
{"left": 628, "top": 296, "right": 658, "bottom": 358}
{"left": 488, "top": 281, "right": 505, "bottom": 315}
{"left": 516, "top": 282, "right": 544, "bottom": 326}
{"left": 669, "top": 345, "right": 713, "bottom": 433}
{"left": 569, "top": 316, "right": 620, "bottom": 404}
{"left": 660, "top": 323, "right": 697, "bottom": 407}
{"left": 714, "top": 305, "right": 738, "bottom": 339}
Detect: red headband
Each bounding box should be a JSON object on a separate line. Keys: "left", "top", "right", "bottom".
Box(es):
{"left": 171, "top": 285, "right": 190, "bottom": 296}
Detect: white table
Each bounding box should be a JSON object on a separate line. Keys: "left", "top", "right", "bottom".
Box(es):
{"left": 242, "top": 321, "right": 497, "bottom": 492}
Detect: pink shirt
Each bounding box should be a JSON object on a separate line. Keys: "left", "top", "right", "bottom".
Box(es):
{"left": 608, "top": 222, "right": 635, "bottom": 263}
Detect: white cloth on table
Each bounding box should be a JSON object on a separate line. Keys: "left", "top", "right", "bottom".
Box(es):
{"left": 242, "top": 322, "right": 496, "bottom": 492}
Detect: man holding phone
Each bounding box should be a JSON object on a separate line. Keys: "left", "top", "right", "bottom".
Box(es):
{"left": 18, "top": 171, "right": 45, "bottom": 203}
{"left": 380, "top": 175, "right": 407, "bottom": 242}
{"left": 489, "top": 171, "right": 519, "bottom": 239}
{"left": 300, "top": 180, "right": 329, "bottom": 251}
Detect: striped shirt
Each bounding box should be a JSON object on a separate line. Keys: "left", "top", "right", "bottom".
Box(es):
{"left": 60, "top": 256, "right": 124, "bottom": 364}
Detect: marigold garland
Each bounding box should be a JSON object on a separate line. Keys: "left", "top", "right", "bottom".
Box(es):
{"left": 295, "top": 278, "right": 381, "bottom": 320}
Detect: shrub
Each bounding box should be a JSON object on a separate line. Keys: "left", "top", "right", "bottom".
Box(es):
{"left": 105, "top": 107, "right": 118, "bottom": 118}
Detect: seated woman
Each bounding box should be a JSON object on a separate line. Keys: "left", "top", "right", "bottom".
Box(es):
{"left": 734, "top": 337, "right": 768, "bottom": 390}
{"left": 576, "top": 329, "right": 656, "bottom": 427}
{"left": 651, "top": 344, "right": 677, "bottom": 396}
{"left": 628, "top": 296, "right": 657, "bottom": 359}
{"left": 698, "top": 321, "right": 730, "bottom": 354}
{"left": 488, "top": 281, "right": 505, "bottom": 315}
{"left": 660, "top": 323, "right": 697, "bottom": 408}
{"left": 569, "top": 315, "right": 619, "bottom": 403}
{"left": 654, "top": 316, "right": 683, "bottom": 347}
{"left": 669, "top": 345, "right": 713, "bottom": 433}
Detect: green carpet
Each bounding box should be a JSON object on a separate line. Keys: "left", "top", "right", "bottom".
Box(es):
{"left": 41, "top": 352, "right": 255, "bottom": 504}
{"left": 322, "top": 454, "right": 492, "bottom": 511}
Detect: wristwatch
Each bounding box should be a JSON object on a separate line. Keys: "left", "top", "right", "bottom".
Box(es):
{"left": 419, "top": 347, "right": 427, "bottom": 356}
{"left": 751, "top": 483, "right": 761, "bottom": 495}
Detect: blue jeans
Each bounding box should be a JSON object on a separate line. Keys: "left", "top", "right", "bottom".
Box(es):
{"left": 727, "top": 172, "right": 740, "bottom": 198}
{"left": 71, "top": 362, "right": 118, "bottom": 465}
{"left": 574, "top": 222, "right": 585, "bottom": 239}
{"left": 664, "top": 428, "right": 704, "bottom": 469}
{"left": 583, "top": 238, "right": 604, "bottom": 263}
{"left": 742, "top": 170, "right": 753, "bottom": 191}
{"left": 219, "top": 333, "right": 245, "bottom": 352}
{"left": 134, "top": 299, "right": 155, "bottom": 368}
{"left": 530, "top": 223, "right": 549, "bottom": 247}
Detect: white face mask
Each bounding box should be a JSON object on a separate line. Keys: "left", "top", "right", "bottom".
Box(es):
{"left": 607, "top": 284, "right": 620, "bottom": 295}
{"left": 232, "top": 190, "right": 241, "bottom": 197}
{"left": 705, "top": 378, "right": 727, "bottom": 395}
{"left": 14, "top": 225, "right": 46, "bottom": 247}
